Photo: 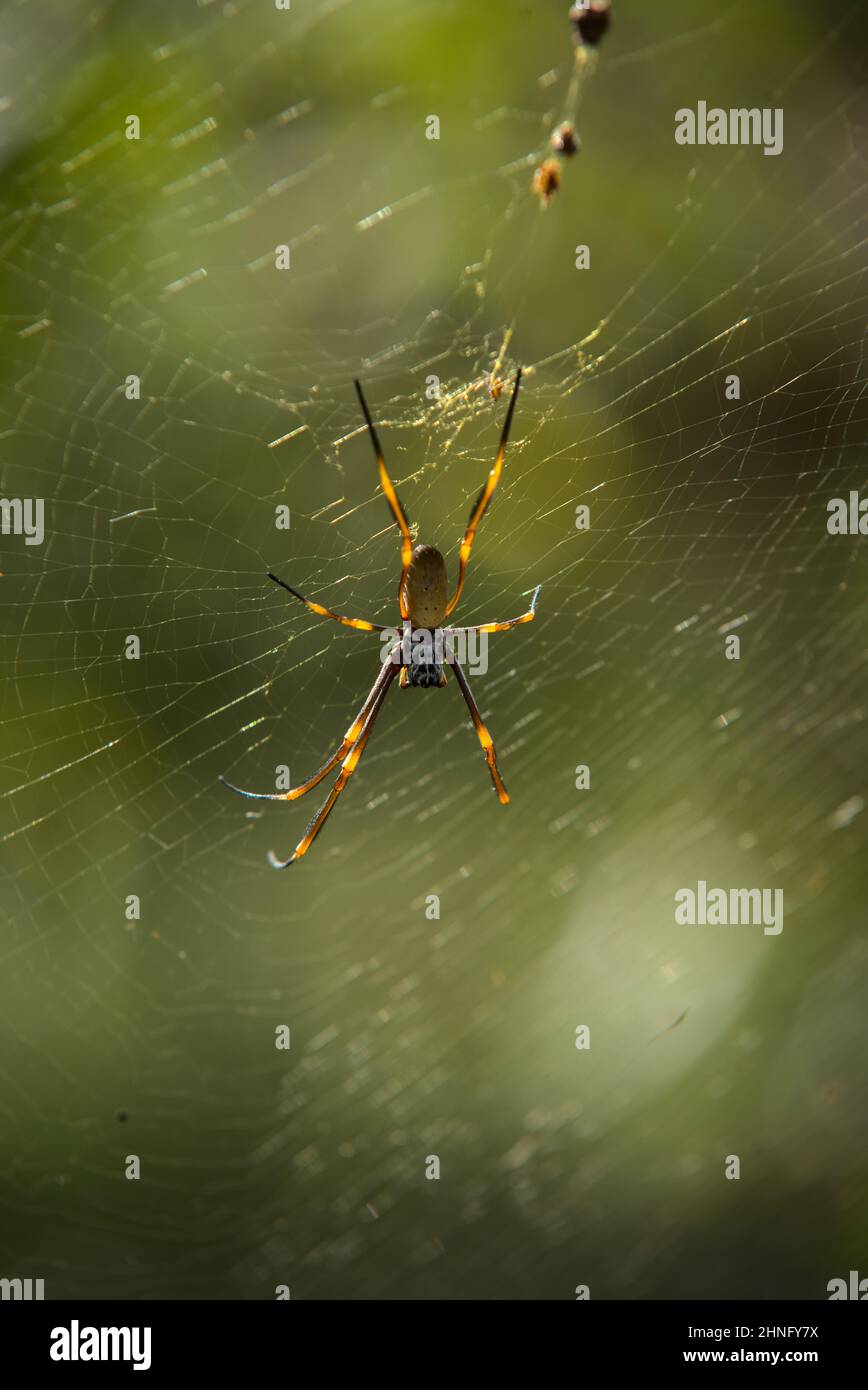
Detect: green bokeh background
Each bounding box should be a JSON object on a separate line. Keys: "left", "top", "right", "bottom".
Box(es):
{"left": 0, "top": 0, "right": 866, "bottom": 1299}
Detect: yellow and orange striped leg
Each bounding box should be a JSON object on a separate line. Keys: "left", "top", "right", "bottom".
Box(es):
{"left": 449, "top": 656, "right": 510, "bottom": 805}
{"left": 268, "top": 572, "right": 385, "bottom": 632}
{"left": 445, "top": 367, "right": 522, "bottom": 619}
{"left": 448, "top": 584, "right": 541, "bottom": 636}
{"left": 267, "top": 662, "right": 399, "bottom": 868}
{"left": 354, "top": 380, "right": 414, "bottom": 619}
{"left": 220, "top": 648, "right": 397, "bottom": 803}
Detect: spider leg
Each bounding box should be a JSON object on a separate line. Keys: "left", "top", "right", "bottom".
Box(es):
{"left": 268, "top": 662, "right": 398, "bottom": 868}
{"left": 220, "top": 648, "right": 397, "bottom": 802}
{"left": 448, "top": 653, "right": 510, "bottom": 805}
{"left": 448, "top": 584, "right": 541, "bottom": 635}
{"left": 445, "top": 367, "right": 522, "bottom": 618}
{"left": 268, "top": 572, "right": 385, "bottom": 632}
{"left": 354, "top": 379, "right": 413, "bottom": 619}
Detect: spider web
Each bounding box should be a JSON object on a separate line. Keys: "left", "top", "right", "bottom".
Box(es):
{"left": 1, "top": 0, "right": 866, "bottom": 1299}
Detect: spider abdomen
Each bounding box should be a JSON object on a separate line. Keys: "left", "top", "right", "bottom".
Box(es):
{"left": 404, "top": 544, "right": 448, "bottom": 628}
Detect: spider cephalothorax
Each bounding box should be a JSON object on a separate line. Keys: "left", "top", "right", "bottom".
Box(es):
{"left": 220, "top": 370, "right": 540, "bottom": 867}
{"left": 405, "top": 656, "right": 444, "bottom": 689}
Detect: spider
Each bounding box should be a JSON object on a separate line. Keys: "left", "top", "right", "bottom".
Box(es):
{"left": 550, "top": 121, "right": 580, "bottom": 157}
{"left": 569, "top": 1, "right": 611, "bottom": 47}
{"left": 532, "top": 158, "right": 562, "bottom": 207}
{"left": 220, "top": 369, "right": 540, "bottom": 868}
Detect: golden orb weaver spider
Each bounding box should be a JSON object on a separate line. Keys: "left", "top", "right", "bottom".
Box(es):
{"left": 220, "top": 369, "right": 541, "bottom": 867}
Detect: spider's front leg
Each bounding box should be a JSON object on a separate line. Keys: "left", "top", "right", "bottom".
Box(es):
{"left": 220, "top": 647, "right": 398, "bottom": 803}
{"left": 445, "top": 646, "right": 509, "bottom": 805}
{"left": 268, "top": 661, "right": 399, "bottom": 868}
